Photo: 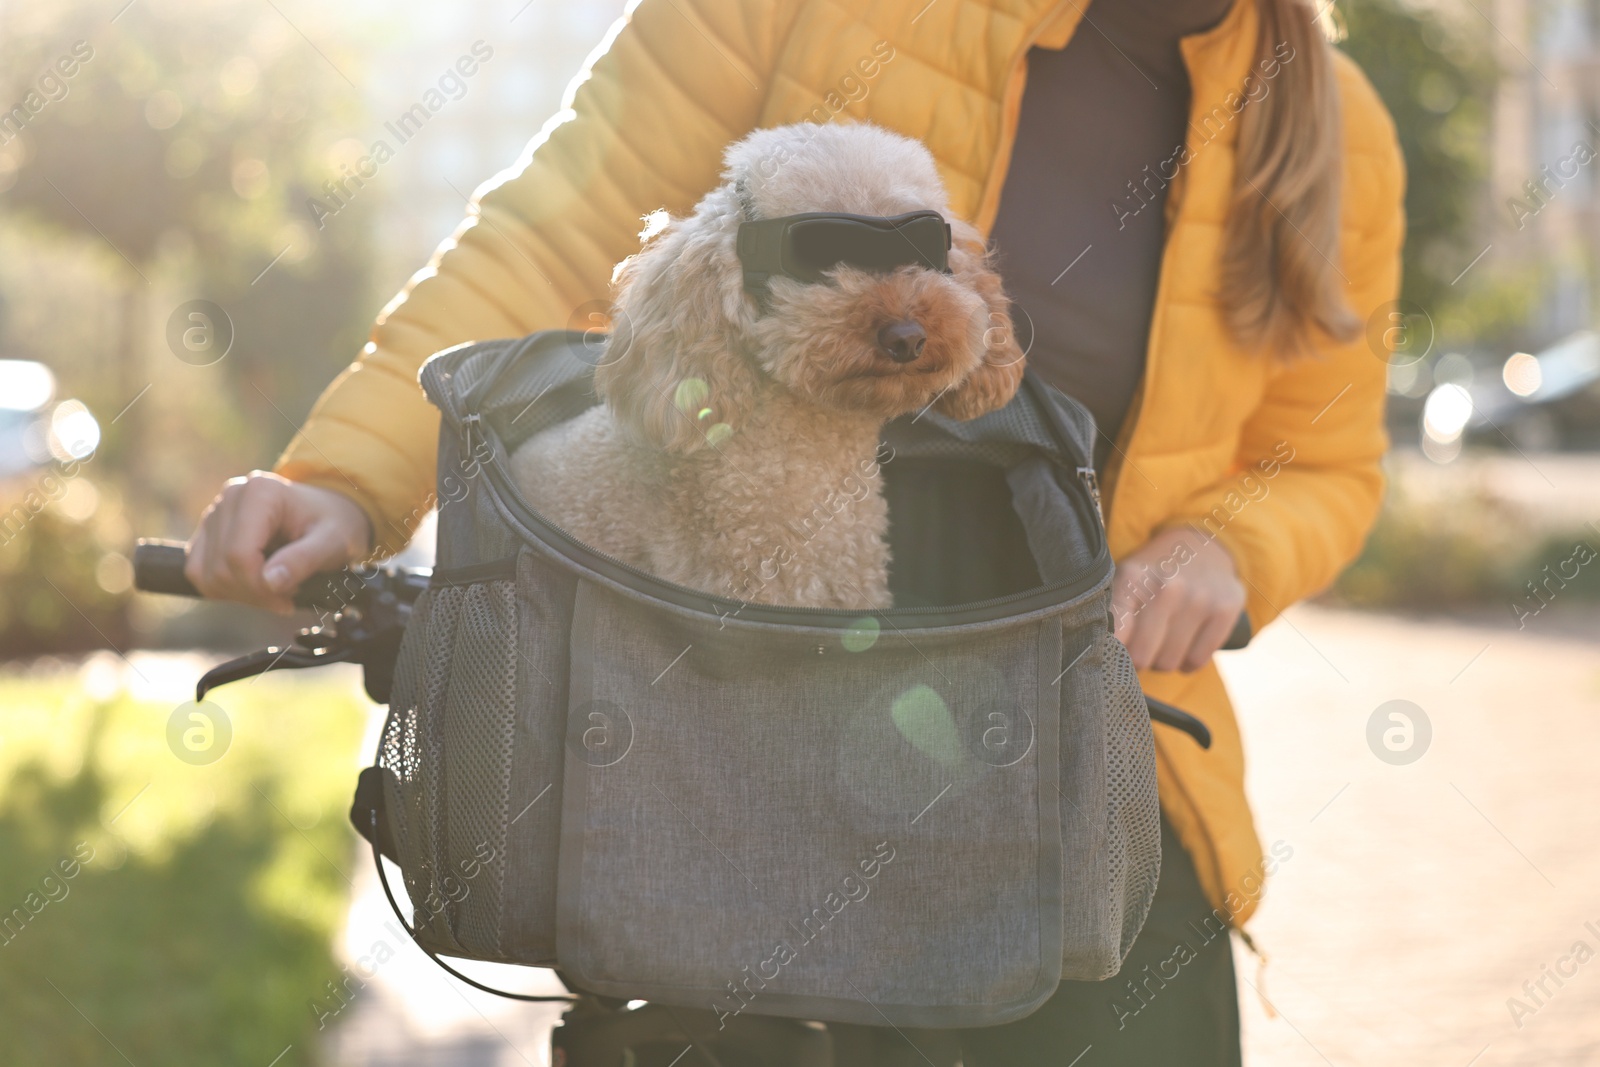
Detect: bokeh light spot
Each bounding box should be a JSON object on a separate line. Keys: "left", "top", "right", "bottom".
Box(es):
{"left": 1423, "top": 383, "right": 1472, "bottom": 443}
{"left": 0, "top": 360, "right": 55, "bottom": 412}
{"left": 842, "top": 617, "right": 880, "bottom": 652}
{"left": 674, "top": 377, "right": 709, "bottom": 415}
{"left": 891, "top": 684, "right": 962, "bottom": 768}
{"left": 1502, "top": 352, "right": 1541, "bottom": 397}
{"left": 144, "top": 89, "right": 183, "bottom": 130}
{"left": 48, "top": 399, "right": 100, "bottom": 460}
{"left": 96, "top": 552, "right": 134, "bottom": 595}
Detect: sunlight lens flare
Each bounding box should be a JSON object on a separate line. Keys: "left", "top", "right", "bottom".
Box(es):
{"left": 1422, "top": 383, "right": 1472, "bottom": 444}
{"left": 0, "top": 360, "right": 55, "bottom": 412}
{"left": 1502, "top": 351, "right": 1542, "bottom": 398}
{"left": 48, "top": 399, "right": 101, "bottom": 460}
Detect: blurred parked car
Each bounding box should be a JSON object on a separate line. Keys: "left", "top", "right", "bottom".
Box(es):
{"left": 1390, "top": 333, "right": 1600, "bottom": 460}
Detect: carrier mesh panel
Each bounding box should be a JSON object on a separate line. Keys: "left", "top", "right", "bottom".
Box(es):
{"left": 439, "top": 580, "right": 517, "bottom": 953}
{"left": 384, "top": 587, "right": 456, "bottom": 949}
{"left": 381, "top": 580, "right": 518, "bottom": 957}
{"left": 1098, "top": 631, "right": 1162, "bottom": 970}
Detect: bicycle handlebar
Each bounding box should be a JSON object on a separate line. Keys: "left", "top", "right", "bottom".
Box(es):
{"left": 135, "top": 537, "right": 1238, "bottom": 748}
{"left": 1221, "top": 612, "right": 1251, "bottom": 652}
{"left": 133, "top": 540, "right": 374, "bottom": 612}
{"left": 131, "top": 541, "right": 199, "bottom": 597}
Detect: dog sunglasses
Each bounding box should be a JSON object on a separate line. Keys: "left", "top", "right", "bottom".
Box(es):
{"left": 736, "top": 210, "right": 953, "bottom": 294}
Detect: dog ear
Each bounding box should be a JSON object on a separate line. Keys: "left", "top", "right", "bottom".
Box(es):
{"left": 935, "top": 220, "right": 1026, "bottom": 421}
{"left": 593, "top": 191, "right": 760, "bottom": 453}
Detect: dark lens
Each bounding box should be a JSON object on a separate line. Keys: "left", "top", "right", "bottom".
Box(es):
{"left": 786, "top": 214, "right": 948, "bottom": 279}
{"left": 888, "top": 214, "right": 951, "bottom": 272}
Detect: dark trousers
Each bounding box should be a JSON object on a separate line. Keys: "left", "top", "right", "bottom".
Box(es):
{"left": 829, "top": 817, "right": 1242, "bottom": 1067}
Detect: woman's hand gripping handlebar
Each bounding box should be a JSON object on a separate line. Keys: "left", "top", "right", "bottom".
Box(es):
{"left": 133, "top": 540, "right": 428, "bottom": 704}
{"left": 182, "top": 471, "right": 373, "bottom": 614}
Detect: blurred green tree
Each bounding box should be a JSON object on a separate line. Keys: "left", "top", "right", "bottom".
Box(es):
{"left": 1339, "top": 0, "right": 1497, "bottom": 328}
{"left": 0, "top": 0, "right": 376, "bottom": 653}
{"left": 1, "top": 0, "right": 375, "bottom": 488}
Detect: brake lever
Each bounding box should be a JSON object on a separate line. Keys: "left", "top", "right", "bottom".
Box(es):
{"left": 1145, "top": 696, "right": 1212, "bottom": 749}
{"left": 195, "top": 644, "right": 357, "bottom": 702}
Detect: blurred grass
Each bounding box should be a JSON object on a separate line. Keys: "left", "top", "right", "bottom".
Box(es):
{"left": 0, "top": 660, "right": 369, "bottom": 1066}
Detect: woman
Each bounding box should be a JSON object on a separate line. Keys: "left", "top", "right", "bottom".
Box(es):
{"left": 185, "top": 0, "right": 1402, "bottom": 1062}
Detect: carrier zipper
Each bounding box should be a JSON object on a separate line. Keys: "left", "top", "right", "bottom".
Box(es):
{"left": 467, "top": 424, "right": 1111, "bottom": 630}
{"left": 461, "top": 412, "right": 484, "bottom": 466}
{"left": 1076, "top": 466, "right": 1104, "bottom": 525}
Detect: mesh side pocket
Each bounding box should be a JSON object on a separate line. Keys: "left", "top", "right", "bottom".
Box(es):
{"left": 381, "top": 579, "right": 517, "bottom": 958}
{"left": 1098, "top": 631, "right": 1162, "bottom": 971}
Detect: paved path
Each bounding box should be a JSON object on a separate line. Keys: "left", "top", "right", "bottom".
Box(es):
{"left": 1223, "top": 604, "right": 1600, "bottom": 1067}
{"left": 328, "top": 604, "right": 1600, "bottom": 1066}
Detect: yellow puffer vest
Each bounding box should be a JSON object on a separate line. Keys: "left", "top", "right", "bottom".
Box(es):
{"left": 278, "top": 0, "right": 1404, "bottom": 926}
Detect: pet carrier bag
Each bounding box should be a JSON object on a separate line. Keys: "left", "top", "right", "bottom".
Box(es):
{"left": 364, "top": 329, "right": 1175, "bottom": 1029}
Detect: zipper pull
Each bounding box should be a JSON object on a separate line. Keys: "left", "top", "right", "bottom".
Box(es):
{"left": 1076, "top": 466, "right": 1104, "bottom": 525}
{"left": 1237, "top": 927, "right": 1276, "bottom": 1019}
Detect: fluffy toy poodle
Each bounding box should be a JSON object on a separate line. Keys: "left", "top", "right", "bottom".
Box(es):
{"left": 510, "top": 122, "right": 1025, "bottom": 610}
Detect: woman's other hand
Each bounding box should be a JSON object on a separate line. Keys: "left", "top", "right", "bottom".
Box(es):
{"left": 184, "top": 471, "right": 373, "bottom": 613}
{"left": 1112, "top": 525, "right": 1246, "bottom": 673}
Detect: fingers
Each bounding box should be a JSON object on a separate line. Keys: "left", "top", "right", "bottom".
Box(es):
{"left": 185, "top": 473, "right": 290, "bottom": 611}
{"left": 262, "top": 519, "right": 361, "bottom": 598}
{"left": 186, "top": 476, "right": 243, "bottom": 597}
{"left": 1116, "top": 567, "right": 1170, "bottom": 669}
{"left": 184, "top": 471, "right": 375, "bottom": 614}
{"left": 1113, "top": 528, "right": 1246, "bottom": 674}
{"left": 1120, "top": 579, "right": 1242, "bottom": 671}
{"left": 1145, "top": 587, "right": 1205, "bottom": 673}
{"left": 1182, "top": 607, "right": 1242, "bottom": 674}
{"left": 221, "top": 474, "right": 293, "bottom": 605}
{"left": 185, "top": 473, "right": 299, "bottom": 614}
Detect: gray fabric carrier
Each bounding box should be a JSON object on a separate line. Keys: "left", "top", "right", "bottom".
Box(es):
{"left": 376, "top": 330, "right": 1160, "bottom": 1029}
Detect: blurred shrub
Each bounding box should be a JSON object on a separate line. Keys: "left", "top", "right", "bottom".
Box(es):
{"left": 0, "top": 663, "right": 367, "bottom": 1066}
{"left": 0, "top": 478, "right": 132, "bottom": 657}
{"left": 0, "top": 0, "right": 379, "bottom": 656}
{"left": 1332, "top": 484, "right": 1600, "bottom": 614}
{"left": 0, "top": 0, "right": 377, "bottom": 555}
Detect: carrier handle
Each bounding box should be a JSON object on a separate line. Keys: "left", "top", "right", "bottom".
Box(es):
{"left": 461, "top": 330, "right": 590, "bottom": 416}
{"left": 1019, "top": 372, "right": 1094, "bottom": 473}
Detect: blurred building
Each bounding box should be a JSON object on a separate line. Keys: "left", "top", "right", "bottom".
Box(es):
{"left": 1491, "top": 0, "right": 1600, "bottom": 344}
{"left": 336, "top": 0, "right": 629, "bottom": 284}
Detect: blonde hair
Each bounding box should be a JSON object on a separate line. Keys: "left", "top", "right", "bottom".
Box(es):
{"left": 1222, "top": 0, "right": 1359, "bottom": 357}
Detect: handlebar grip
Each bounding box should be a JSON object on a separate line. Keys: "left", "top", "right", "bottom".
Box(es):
{"left": 133, "top": 539, "right": 366, "bottom": 611}
{"left": 1221, "top": 612, "right": 1252, "bottom": 651}
{"left": 133, "top": 540, "right": 201, "bottom": 598}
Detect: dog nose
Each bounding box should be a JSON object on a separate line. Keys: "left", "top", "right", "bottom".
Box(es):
{"left": 877, "top": 321, "right": 926, "bottom": 364}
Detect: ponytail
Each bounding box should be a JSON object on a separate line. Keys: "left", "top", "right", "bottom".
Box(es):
{"left": 1221, "top": 0, "right": 1358, "bottom": 357}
